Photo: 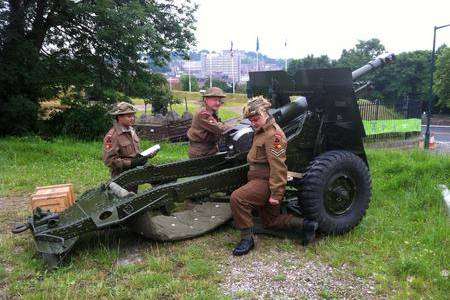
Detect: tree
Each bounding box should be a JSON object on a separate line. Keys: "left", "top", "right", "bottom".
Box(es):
{"left": 372, "top": 50, "right": 431, "bottom": 103}
{"left": 211, "top": 78, "right": 232, "bottom": 93}
{"left": 180, "top": 74, "right": 199, "bottom": 92}
{"left": 336, "top": 38, "right": 385, "bottom": 69}
{"left": 434, "top": 47, "right": 450, "bottom": 110}
{"left": 0, "top": 0, "right": 198, "bottom": 135}
{"left": 287, "top": 54, "right": 332, "bottom": 75}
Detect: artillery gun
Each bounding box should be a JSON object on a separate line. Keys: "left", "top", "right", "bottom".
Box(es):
{"left": 12, "top": 54, "right": 395, "bottom": 268}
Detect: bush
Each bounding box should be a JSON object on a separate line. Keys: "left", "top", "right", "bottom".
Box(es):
{"left": 0, "top": 95, "right": 39, "bottom": 136}
{"left": 40, "top": 104, "right": 112, "bottom": 140}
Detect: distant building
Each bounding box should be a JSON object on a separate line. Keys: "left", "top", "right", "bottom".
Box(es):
{"left": 201, "top": 51, "right": 242, "bottom": 83}
{"left": 180, "top": 60, "right": 203, "bottom": 76}
{"left": 167, "top": 50, "right": 283, "bottom": 85}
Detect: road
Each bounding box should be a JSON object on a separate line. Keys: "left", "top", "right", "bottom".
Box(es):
{"left": 421, "top": 125, "right": 450, "bottom": 143}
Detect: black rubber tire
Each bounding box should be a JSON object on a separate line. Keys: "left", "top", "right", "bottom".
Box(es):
{"left": 298, "top": 150, "right": 372, "bottom": 235}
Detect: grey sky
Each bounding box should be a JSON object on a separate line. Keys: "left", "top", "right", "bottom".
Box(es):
{"left": 194, "top": 0, "right": 450, "bottom": 59}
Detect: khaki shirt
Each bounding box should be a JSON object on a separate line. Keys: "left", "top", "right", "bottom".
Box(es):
{"left": 187, "top": 109, "right": 231, "bottom": 158}
{"left": 103, "top": 122, "right": 141, "bottom": 177}
{"left": 247, "top": 118, "right": 287, "bottom": 201}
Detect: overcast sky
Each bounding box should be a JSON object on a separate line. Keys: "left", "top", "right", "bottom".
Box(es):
{"left": 194, "top": 0, "right": 450, "bottom": 59}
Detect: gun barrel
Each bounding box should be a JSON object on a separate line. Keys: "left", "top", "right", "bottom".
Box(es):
{"left": 352, "top": 53, "right": 395, "bottom": 80}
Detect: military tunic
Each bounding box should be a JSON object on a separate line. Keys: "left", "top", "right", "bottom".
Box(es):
{"left": 103, "top": 122, "right": 141, "bottom": 178}
{"left": 187, "top": 109, "right": 231, "bottom": 158}
{"left": 230, "top": 117, "right": 293, "bottom": 229}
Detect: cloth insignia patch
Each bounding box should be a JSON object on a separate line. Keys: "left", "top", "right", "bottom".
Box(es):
{"left": 273, "top": 132, "right": 283, "bottom": 146}
{"left": 105, "top": 135, "right": 113, "bottom": 151}
{"left": 270, "top": 148, "right": 286, "bottom": 157}
{"left": 271, "top": 132, "right": 284, "bottom": 157}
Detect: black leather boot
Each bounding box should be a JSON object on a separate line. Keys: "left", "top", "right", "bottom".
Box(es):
{"left": 302, "top": 219, "right": 318, "bottom": 246}
{"left": 233, "top": 228, "right": 255, "bottom": 256}
{"left": 232, "top": 236, "right": 255, "bottom": 256}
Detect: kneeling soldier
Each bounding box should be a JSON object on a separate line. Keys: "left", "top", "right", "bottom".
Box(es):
{"left": 187, "top": 87, "right": 232, "bottom": 158}
{"left": 230, "top": 96, "right": 318, "bottom": 256}
{"left": 103, "top": 102, "right": 148, "bottom": 192}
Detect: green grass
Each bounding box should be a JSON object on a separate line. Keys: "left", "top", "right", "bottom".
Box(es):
{"left": 136, "top": 102, "right": 240, "bottom": 122}
{"left": 133, "top": 91, "right": 247, "bottom": 106}
{"left": 309, "top": 149, "right": 450, "bottom": 298}
{"left": 0, "top": 137, "right": 187, "bottom": 196}
{"left": 358, "top": 98, "right": 401, "bottom": 120}
{"left": 0, "top": 137, "right": 449, "bottom": 298}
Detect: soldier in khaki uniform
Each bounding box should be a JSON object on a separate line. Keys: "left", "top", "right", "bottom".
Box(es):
{"left": 187, "top": 87, "right": 232, "bottom": 158}
{"left": 230, "top": 96, "right": 318, "bottom": 256}
{"left": 103, "top": 102, "right": 148, "bottom": 192}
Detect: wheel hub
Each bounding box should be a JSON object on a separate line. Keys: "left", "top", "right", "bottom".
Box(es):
{"left": 324, "top": 173, "right": 356, "bottom": 215}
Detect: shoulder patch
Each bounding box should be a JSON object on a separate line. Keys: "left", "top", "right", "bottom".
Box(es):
{"left": 270, "top": 131, "right": 285, "bottom": 157}
{"left": 199, "top": 109, "right": 211, "bottom": 116}
{"left": 104, "top": 134, "right": 113, "bottom": 151}
{"left": 273, "top": 132, "right": 283, "bottom": 147}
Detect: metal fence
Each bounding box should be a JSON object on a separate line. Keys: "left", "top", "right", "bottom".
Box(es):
{"left": 358, "top": 99, "right": 423, "bottom": 142}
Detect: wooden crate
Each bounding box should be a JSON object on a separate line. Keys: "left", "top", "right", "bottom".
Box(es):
{"left": 30, "top": 183, "right": 75, "bottom": 213}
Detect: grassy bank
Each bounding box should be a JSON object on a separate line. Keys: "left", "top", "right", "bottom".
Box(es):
{"left": 0, "top": 137, "right": 449, "bottom": 298}
{"left": 133, "top": 91, "right": 247, "bottom": 107}
{"left": 135, "top": 102, "right": 240, "bottom": 122}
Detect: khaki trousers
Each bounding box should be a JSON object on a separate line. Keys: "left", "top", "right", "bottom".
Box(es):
{"left": 230, "top": 169, "right": 293, "bottom": 230}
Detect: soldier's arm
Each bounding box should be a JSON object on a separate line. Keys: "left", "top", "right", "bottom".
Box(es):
{"left": 197, "top": 112, "right": 232, "bottom": 135}
{"left": 103, "top": 134, "right": 132, "bottom": 171}
{"left": 264, "top": 131, "right": 288, "bottom": 201}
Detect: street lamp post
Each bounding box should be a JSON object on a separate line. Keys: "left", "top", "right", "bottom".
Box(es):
{"left": 424, "top": 23, "right": 450, "bottom": 149}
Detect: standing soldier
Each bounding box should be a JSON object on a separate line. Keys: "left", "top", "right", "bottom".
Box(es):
{"left": 230, "top": 96, "right": 318, "bottom": 256}
{"left": 187, "top": 87, "right": 232, "bottom": 158}
{"left": 103, "top": 102, "right": 148, "bottom": 192}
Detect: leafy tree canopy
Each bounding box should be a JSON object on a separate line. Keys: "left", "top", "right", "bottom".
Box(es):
{"left": 0, "top": 0, "right": 198, "bottom": 135}
{"left": 434, "top": 47, "right": 450, "bottom": 109}
{"left": 180, "top": 74, "right": 199, "bottom": 92}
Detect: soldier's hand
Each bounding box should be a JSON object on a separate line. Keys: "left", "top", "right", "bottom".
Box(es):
{"left": 131, "top": 154, "right": 148, "bottom": 168}
{"left": 268, "top": 197, "right": 279, "bottom": 206}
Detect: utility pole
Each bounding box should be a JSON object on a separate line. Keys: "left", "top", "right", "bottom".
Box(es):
{"left": 209, "top": 54, "right": 212, "bottom": 88}
{"left": 284, "top": 39, "right": 288, "bottom": 71}
{"left": 231, "top": 41, "right": 235, "bottom": 94}
{"left": 256, "top": 36, "right": 260, "bottom": 71}
{"left": 188, "top": 58, "right": 192, "bottom": 92}
{"left": 424, "top": 23, "right": 450, "bottom": 149}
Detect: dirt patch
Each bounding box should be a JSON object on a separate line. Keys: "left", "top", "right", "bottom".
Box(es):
{"left": 0, "top": 196, "right": 28, "bottom": 211}
{"left": 0, "top": 196, "right": 29, "bottom": 234}
{"left": 219, "top": 243, "right": 379, "bottom": 299}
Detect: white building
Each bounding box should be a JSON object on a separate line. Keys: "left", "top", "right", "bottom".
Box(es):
{"left": 201, "top": 51, "right": 242, "bottom": 82}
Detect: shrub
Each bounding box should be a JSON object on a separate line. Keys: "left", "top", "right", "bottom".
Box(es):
{"left": 40, "top": 104, "right": 111, "bottom": 140}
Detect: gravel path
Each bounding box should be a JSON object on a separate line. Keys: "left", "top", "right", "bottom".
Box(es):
{"left": 219, "top": 247, "right": 378, "bottom": 299}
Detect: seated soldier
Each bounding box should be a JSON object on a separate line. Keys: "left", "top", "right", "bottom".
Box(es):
{"left": 230, "top": 96, "right": 318, "bottom": 256}
{"left": 187, "top": 87, "right": 232, "bottom": 158}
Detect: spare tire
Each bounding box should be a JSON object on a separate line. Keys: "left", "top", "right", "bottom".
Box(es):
{"left": 298, "top": 151, "right": 371, "bottom": 235}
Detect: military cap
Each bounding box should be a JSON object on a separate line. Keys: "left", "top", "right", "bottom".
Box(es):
{"left": 203, "top": 87, "right": 226, "bottom": 98}
{"left": 243, "top": 96, "right": 272, "bottom": 118}
{"left": 109, "top": 102, "right": 138, "bottom": 116}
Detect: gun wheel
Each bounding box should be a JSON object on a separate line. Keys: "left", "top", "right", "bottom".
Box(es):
{"left": 298, "top": 150, "right": 371, "bottom": 235}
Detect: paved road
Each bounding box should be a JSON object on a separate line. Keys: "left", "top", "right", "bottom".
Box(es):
{"left": 421, "top": 125, "right": 450, "bottom": 143}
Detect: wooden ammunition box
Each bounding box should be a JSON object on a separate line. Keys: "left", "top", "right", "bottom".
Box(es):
{"left": 30, "top": 184, "right": 75, "bottom": 212}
